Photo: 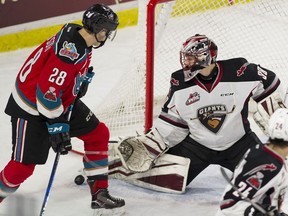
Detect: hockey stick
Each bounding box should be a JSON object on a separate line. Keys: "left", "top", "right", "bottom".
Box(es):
{"left": 39, "top": 104, "right": 75, "bottom": 216}
{"left": 39, "top": 151, "right": 61, "bottom": 216}
{"left": 220, "top": 167, "right": 272, "bottom": 216}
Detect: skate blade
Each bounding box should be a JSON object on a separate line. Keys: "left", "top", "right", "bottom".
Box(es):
{"left": 93, "top": 206, "right": 125, "bottom": 216}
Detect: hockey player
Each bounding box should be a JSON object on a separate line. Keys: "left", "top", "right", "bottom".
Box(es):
{"left": 0, "top": 3, "right": 125, "bottom": 214}
{"left": 109, "top": 34, "right": 286, "bottom": 194}
{"left": 218, "top": 108, "right": 288, "bottom": 216}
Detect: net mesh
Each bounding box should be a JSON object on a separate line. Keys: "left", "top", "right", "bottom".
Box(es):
{"left": 94, "top": 0, "right": 288, "bottom": 138}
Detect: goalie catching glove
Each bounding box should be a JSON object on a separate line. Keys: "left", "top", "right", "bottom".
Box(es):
{"left": 253, "top": 92, "right": 286, "bottom": 136}
{"left": 116, "top": 128, "right": 169, "bottom": 173}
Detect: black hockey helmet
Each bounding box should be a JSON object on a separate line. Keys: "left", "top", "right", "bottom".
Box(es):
{"left": 82, "top": 4, "right": 119, "bottom": 35}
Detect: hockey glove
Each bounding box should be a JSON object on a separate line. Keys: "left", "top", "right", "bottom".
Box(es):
{"left": 253, "top": 92, "right": 286, "bottom": 136}
{"left": 244, "top": 204, "right": 285, "bottom": 216}
{"left": 116, "top": 128, "right": 169, "bottom": 172}
{"left": 46, "top": 119, "right": 71, "bottom": 155}
{"left": 78, "top": 66, "right": 95, "bottom": 98}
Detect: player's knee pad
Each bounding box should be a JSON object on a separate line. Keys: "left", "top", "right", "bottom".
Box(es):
{"left": 2, "top": 160, "right": 35, "bottom": 186}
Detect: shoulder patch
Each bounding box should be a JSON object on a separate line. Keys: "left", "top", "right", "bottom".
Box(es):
{"left": 59, "top": 41, "right": 80, "bottom": 61}
{"left": 237, "top": 62, "right": 250, "bottom": 77}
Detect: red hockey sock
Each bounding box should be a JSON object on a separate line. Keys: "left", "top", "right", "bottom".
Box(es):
{"left": 78, "top": 122, "right": 109, "bottom": 189}
{"left": 0, "top": 160, "right": 35, "bottom": 199}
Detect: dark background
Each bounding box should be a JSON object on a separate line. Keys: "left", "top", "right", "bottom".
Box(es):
{"left": 0, "top": 0, "right": 134, "bottom": 28}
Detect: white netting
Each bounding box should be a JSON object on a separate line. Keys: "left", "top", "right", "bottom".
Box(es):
{"left": 94, "top": 0, "right": 288, "bottom": 138}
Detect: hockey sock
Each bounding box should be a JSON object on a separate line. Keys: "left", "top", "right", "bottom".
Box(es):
{"left": 78, "top": 122, "right": 109, "bottom": 191}
{"left": 0, "top": 160, "right": 35, "bottom": 200}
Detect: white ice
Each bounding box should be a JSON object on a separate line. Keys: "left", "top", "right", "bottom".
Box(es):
{"left": 0, "top": 25, "right": 287, "bottom": 216}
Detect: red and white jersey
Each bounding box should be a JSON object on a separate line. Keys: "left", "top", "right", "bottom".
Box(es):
{"left": 217, "top": 144, "right": 288, "bottom": 216}
{"left": 155, "top": 58, "right": 282, "bottom": 150}
{"left": 5, "top": 23, "right": 92, "bottom": 119}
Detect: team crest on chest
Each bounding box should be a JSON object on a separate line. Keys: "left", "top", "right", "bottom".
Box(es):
{"left": 43, "top": 87, "right": 57, "bottom": 102}
{"left": 197, "top": 104, "right": 227, "bottom": 133}
{"left": 59, "top": 41, "right": 80, "bottom": 60}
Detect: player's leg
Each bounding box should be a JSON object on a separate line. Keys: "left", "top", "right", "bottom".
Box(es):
{"left": 0, "top": 117, "right": 50, "bottom": 202}
{"left": 70, "top": 99, "right": 125, "bottom": 211}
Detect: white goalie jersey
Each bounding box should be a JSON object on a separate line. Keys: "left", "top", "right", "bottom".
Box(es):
{"left": 156, "top": 58, "right": 283, "bottom": 151}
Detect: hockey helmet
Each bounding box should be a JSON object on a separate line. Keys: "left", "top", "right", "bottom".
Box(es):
{"left": 180, "top": 34, "right": 217, "bottom": 79}
{"left": 268, "top": 108, "right": 288, "bottom": 142}
{"left": 82, "top": 4, "right": 119, "bottom": 38}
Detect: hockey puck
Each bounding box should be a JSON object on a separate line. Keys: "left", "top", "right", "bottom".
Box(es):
{"left": 74, "top": 175, "right": 85, "bottom": 185}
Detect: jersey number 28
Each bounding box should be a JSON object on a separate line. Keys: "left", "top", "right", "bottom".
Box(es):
{"left": 48, "top": 68, "right": 67, "bottom": 86}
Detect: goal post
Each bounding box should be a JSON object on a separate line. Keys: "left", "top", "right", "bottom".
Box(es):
{"left": 93, "top": 0, "right": 288, "bottom": 139}
{"left": 146, "top": 0, "right": 177, "bottom": 132}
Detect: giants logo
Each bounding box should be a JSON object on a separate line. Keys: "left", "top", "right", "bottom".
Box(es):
{"left": 197, "top": 105, "right": 227, "bottom": 133}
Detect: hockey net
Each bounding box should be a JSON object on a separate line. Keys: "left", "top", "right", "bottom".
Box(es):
{"left": 93, "top": 0, "right": 288, "bottom": 139}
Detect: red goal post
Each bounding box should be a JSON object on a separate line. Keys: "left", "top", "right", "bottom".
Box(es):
{"left": 146, "top": 0, "right": 175, "bottom": 132}
{"left": 93, "top": 0, "right": 288, "bottom": 139}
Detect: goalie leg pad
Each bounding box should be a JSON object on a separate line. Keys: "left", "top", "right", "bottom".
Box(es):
{"left": 108, "top": 153, "right": 190, "bottom": 194}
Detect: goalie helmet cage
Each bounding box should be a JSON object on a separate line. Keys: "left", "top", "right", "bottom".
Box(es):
{"left": 94, "top": 0, "right": 288, "bottom": 139}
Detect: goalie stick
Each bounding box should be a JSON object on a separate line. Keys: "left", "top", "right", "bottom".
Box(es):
{"left": 220, "top": 167, "right": 273, "bottom": 216}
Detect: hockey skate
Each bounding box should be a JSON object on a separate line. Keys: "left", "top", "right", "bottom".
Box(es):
{"left": 88, "top": 180, "right": 125, "bottom": 215}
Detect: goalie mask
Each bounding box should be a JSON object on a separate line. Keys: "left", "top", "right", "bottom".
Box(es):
{"left": 180, "top": 34, "right": 217, "bottom": 80}
{"left": 82, "top": 4, "right": 119, "bottom": 48}
{"left": 268, "top": 108, "right": 288, "bottom": 143}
